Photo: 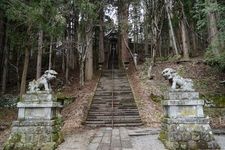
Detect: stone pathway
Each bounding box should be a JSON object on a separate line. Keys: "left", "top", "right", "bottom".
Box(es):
{"left": 57, "top": 127, "right": 225, "bottom": 150}
{"left": 57, "top": 127, "right": 165, "bottom": 150}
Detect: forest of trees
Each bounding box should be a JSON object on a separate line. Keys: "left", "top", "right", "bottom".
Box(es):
{"left": 0, "top": 0, "right": 225, "bottom": 97}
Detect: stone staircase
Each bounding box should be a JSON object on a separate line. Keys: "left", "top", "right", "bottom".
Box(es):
{"left": 86, "top": 69, "right": 142, "bottom": 127}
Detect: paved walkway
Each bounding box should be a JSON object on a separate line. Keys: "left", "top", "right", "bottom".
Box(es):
{"left": 57, "top": 127, "right": 225, "bottom": 150}
{"left": 57, "top": 127, "right": 165, "bottom": 150}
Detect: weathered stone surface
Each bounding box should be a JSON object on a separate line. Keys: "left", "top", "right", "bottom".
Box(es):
{"left": 17, "top": 104, "right": 61, "bottom": 120}
{"left": 165, "top": 91, "right": 199, "bottom": 100}
{"left": 23, "top": 92, "right": 57, "bottom": 102}
{"left": 187, "top": 140, "right": 197, "bottom": 149}
{"left": 162, "top": 99, "right": 204, "bottom": 105}
{"left": 163, "top": 117, "right": 210, "bottom": 124}
{"left": 164, "top": 105, "right": 204, "bottom": 118}
{"left": 160, "top": 90, "right": 220, "bottom": 149}
{"left": 162, "top": 68, "right": 194, "bottom": 91}
{"left": 4, "top": 93, "right": 63, "bottom": 150}
{"left": 27, "top": 70, "right": 57, "bottom": 93}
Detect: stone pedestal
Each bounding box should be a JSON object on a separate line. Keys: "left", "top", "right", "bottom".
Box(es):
{"left": 4, "top": 92, "right": 63, "bottom": 150}
{"left": 159, "top": 90, "right": 220, "bottom": 149}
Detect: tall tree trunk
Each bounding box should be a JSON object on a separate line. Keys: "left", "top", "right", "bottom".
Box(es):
{"left": 74, "top": 10, "right": 79, "bottom": 70}
{"left": 159, "top": 36, "right": 162, "bottom": 57}
{"left": 85, "top": 25, "right": 93, "bottom": 80}
{"left": 36, "top": 30, "right": 43, "bottom": 79}
{"left": 207, "top": 0, "right": 220, "bottom": 56}
{"left": 66, "top": 48, "right": 69, "bottom": 84}
{"left": 16, "top": 48, "right": 20, "bottom": 91}
{"left": 1, "top": 37, "right": 8, "bottom": 94}
{"left": 0, "top": 12, "right": 6, "bottom": 80}
{"left": 65, "top": 18, "right": 70, "bottom": 83}
{"left": 99, "top": 8, "right": 105, "bottom": 64}
{"left": 180, "top": 19, "right": 190, "bottom": 60}
{"left": 152, "top": 23, "right": 157, "bottom": 64}
{"left": 144, "top": 19, "right": 149, "bottom": 56}
{"left": 80, "top": 61, "right": 84, "bottom": 86}
{"left": 191, "top": 22, "right": 197, "bottom": 55}
{"left": 62, "top": 49, "right": 65, "bottom": 73}
{"left": 118, "top": 0, "right": 130, "bottom": 64}
{"left": 20, "top": 47, "right": 29, "bottom": 97}
{"left": 48, "top": 36, "right": 53, "bottom": 70}
{"left": 165, "top": 0, "right": 179, "bottom": 56}
{"left": 69, "top": 37, "right": 75, "bottom": 70}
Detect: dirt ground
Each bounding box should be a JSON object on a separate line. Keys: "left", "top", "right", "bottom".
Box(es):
{"left": 128, "top": 66, "right": 163, "bottom": 127}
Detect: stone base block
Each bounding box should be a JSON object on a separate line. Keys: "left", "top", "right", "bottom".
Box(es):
{"left": 165, "top": 91, "right": 199, "bottom": 100}
{"left": 159, "top": 118, "right": 220, "bottom": 149}
{"left": 163, "top": 101, "right": 204, "bottom": 118}
{"left": 22, "top": 92, "right": 57, "bottom": 102}
{"left": 17, "top": 102, "right": 62, "bottom": 120}
{"left": 4, "top": 119, "right": 63, "bottom": 150}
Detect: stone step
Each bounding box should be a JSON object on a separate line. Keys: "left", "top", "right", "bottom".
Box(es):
{"left": 88, "top": 112, "right": 140, "bottom": 116}
{"left": 91, "top": 103, "right": 134, "bottom": 106}
{"left": 87, "top": 115, "right": 141, "bottom": 118}
{"left": 90, "top": 101, "right": 128, "bottom": 104}
{"left": 88, "top": 111, "right": 140, "bottom": 115}
{"left": 86, "top": 123, "right": 143, "bottom": 127}
{"left": 93, "top": 96, "right": 134, "bottom": 100}
{"left": 86, "top": 69, "right": 142, "bottom": 127}
{"left": 95, "top": 91, "right": 133, "bottom": 94}
{"left": 87, "top": 117, "right": 141, "bottom": 122}
{"left": 86, "top": 117, "right": 141, "bottom": 121}
{"left": 89, "top": 108, "right": 139, "bottom": 112}
{"left": 86, "top": 119, "right": 142, "bottom": 124}
{"left": 89, "top": 108, "right": 138, "bottom": 111}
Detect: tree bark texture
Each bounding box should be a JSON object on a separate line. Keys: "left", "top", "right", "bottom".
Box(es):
{"left": 191, "top": 22, "right": 197, "bottom": 55}
{"left": 118, "top": 0, "right": 129, "bottom": 64}
{"left": 62, "top": 49, "right": 65, "bottom": 73}
{"left": 207, "top": 0, "right": 220, "bottom": 56}
{"left": 0, "top": 12, "right": 6, "bottom": 77}
{"left": 85, "top": 24, "right": 93, "bottom": 80}
{"left": 165, "top": 0, "right": 179, "bottom": 55}
{"left": 180, "top": 19, "right": 190, "bottom": 59}
{"left": 1, "top": 37, "right": 8, "bottom": 94}
{"left": 36, "top": 30, "right": 43, "bottom": 79}
{"left": 144, "top": 21, "right": 149, "bottom": 56}
{"left": 20, "top": 47, "right": 29, "bottom": 97}
{"left": 99, "top": 8, "right": 105, "bottom": 64}
{"left": 48, "top": 37, "right": 53, "bottom": 70}
{"left": 66, "top": 48, "right": 69, "bottom": 83}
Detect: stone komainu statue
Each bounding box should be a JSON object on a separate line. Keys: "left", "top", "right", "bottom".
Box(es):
{"left": 162, "top": 68, "right": 194, "bottom": 91}
{"left": 28, "top": 70, "right": 58, "bottom": 93}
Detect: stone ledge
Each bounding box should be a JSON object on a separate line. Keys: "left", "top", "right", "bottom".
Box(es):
{"left": 12, "top": 120, "right": 55, "bottom": 126}
{"left": 163, "top": 118, "right": 210, "bottom": 124}
{"left": 165, "top": 91, "right": 199, "bottom": 100}
{"left": 162, "top": 100, "right": 204, "bottom": 106}
{"left": 22, "top": 93, "right": 57, "bottom": 102}
{"left": 17, "top": 102, "right": 62, "bottom": 108}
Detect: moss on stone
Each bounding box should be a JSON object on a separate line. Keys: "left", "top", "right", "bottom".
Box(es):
{"left": 41, "top": 142, "right": 56, "bottom": 150}
{"left": 52, "top": 116, "right": 64, "bottom": 145}
{"left": 3, "top": 133, "right": 22, "bottom": 150}
{"left": 180, "top": 142, "right": 188, "bottom": 150}
{"left": 159, "top": 131, "right": 166, "bottom": 141}
{"left": 150, "top": 93, "right": 163, "bottom": 103}
{"left": 180, "top": 108, "right": 196, "bottom": 117}
{"left": 56, "top": 94, "right": 75, "bottom": 106}
{"left": 201, "top": 94, "right": 225, "bottom": 107}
